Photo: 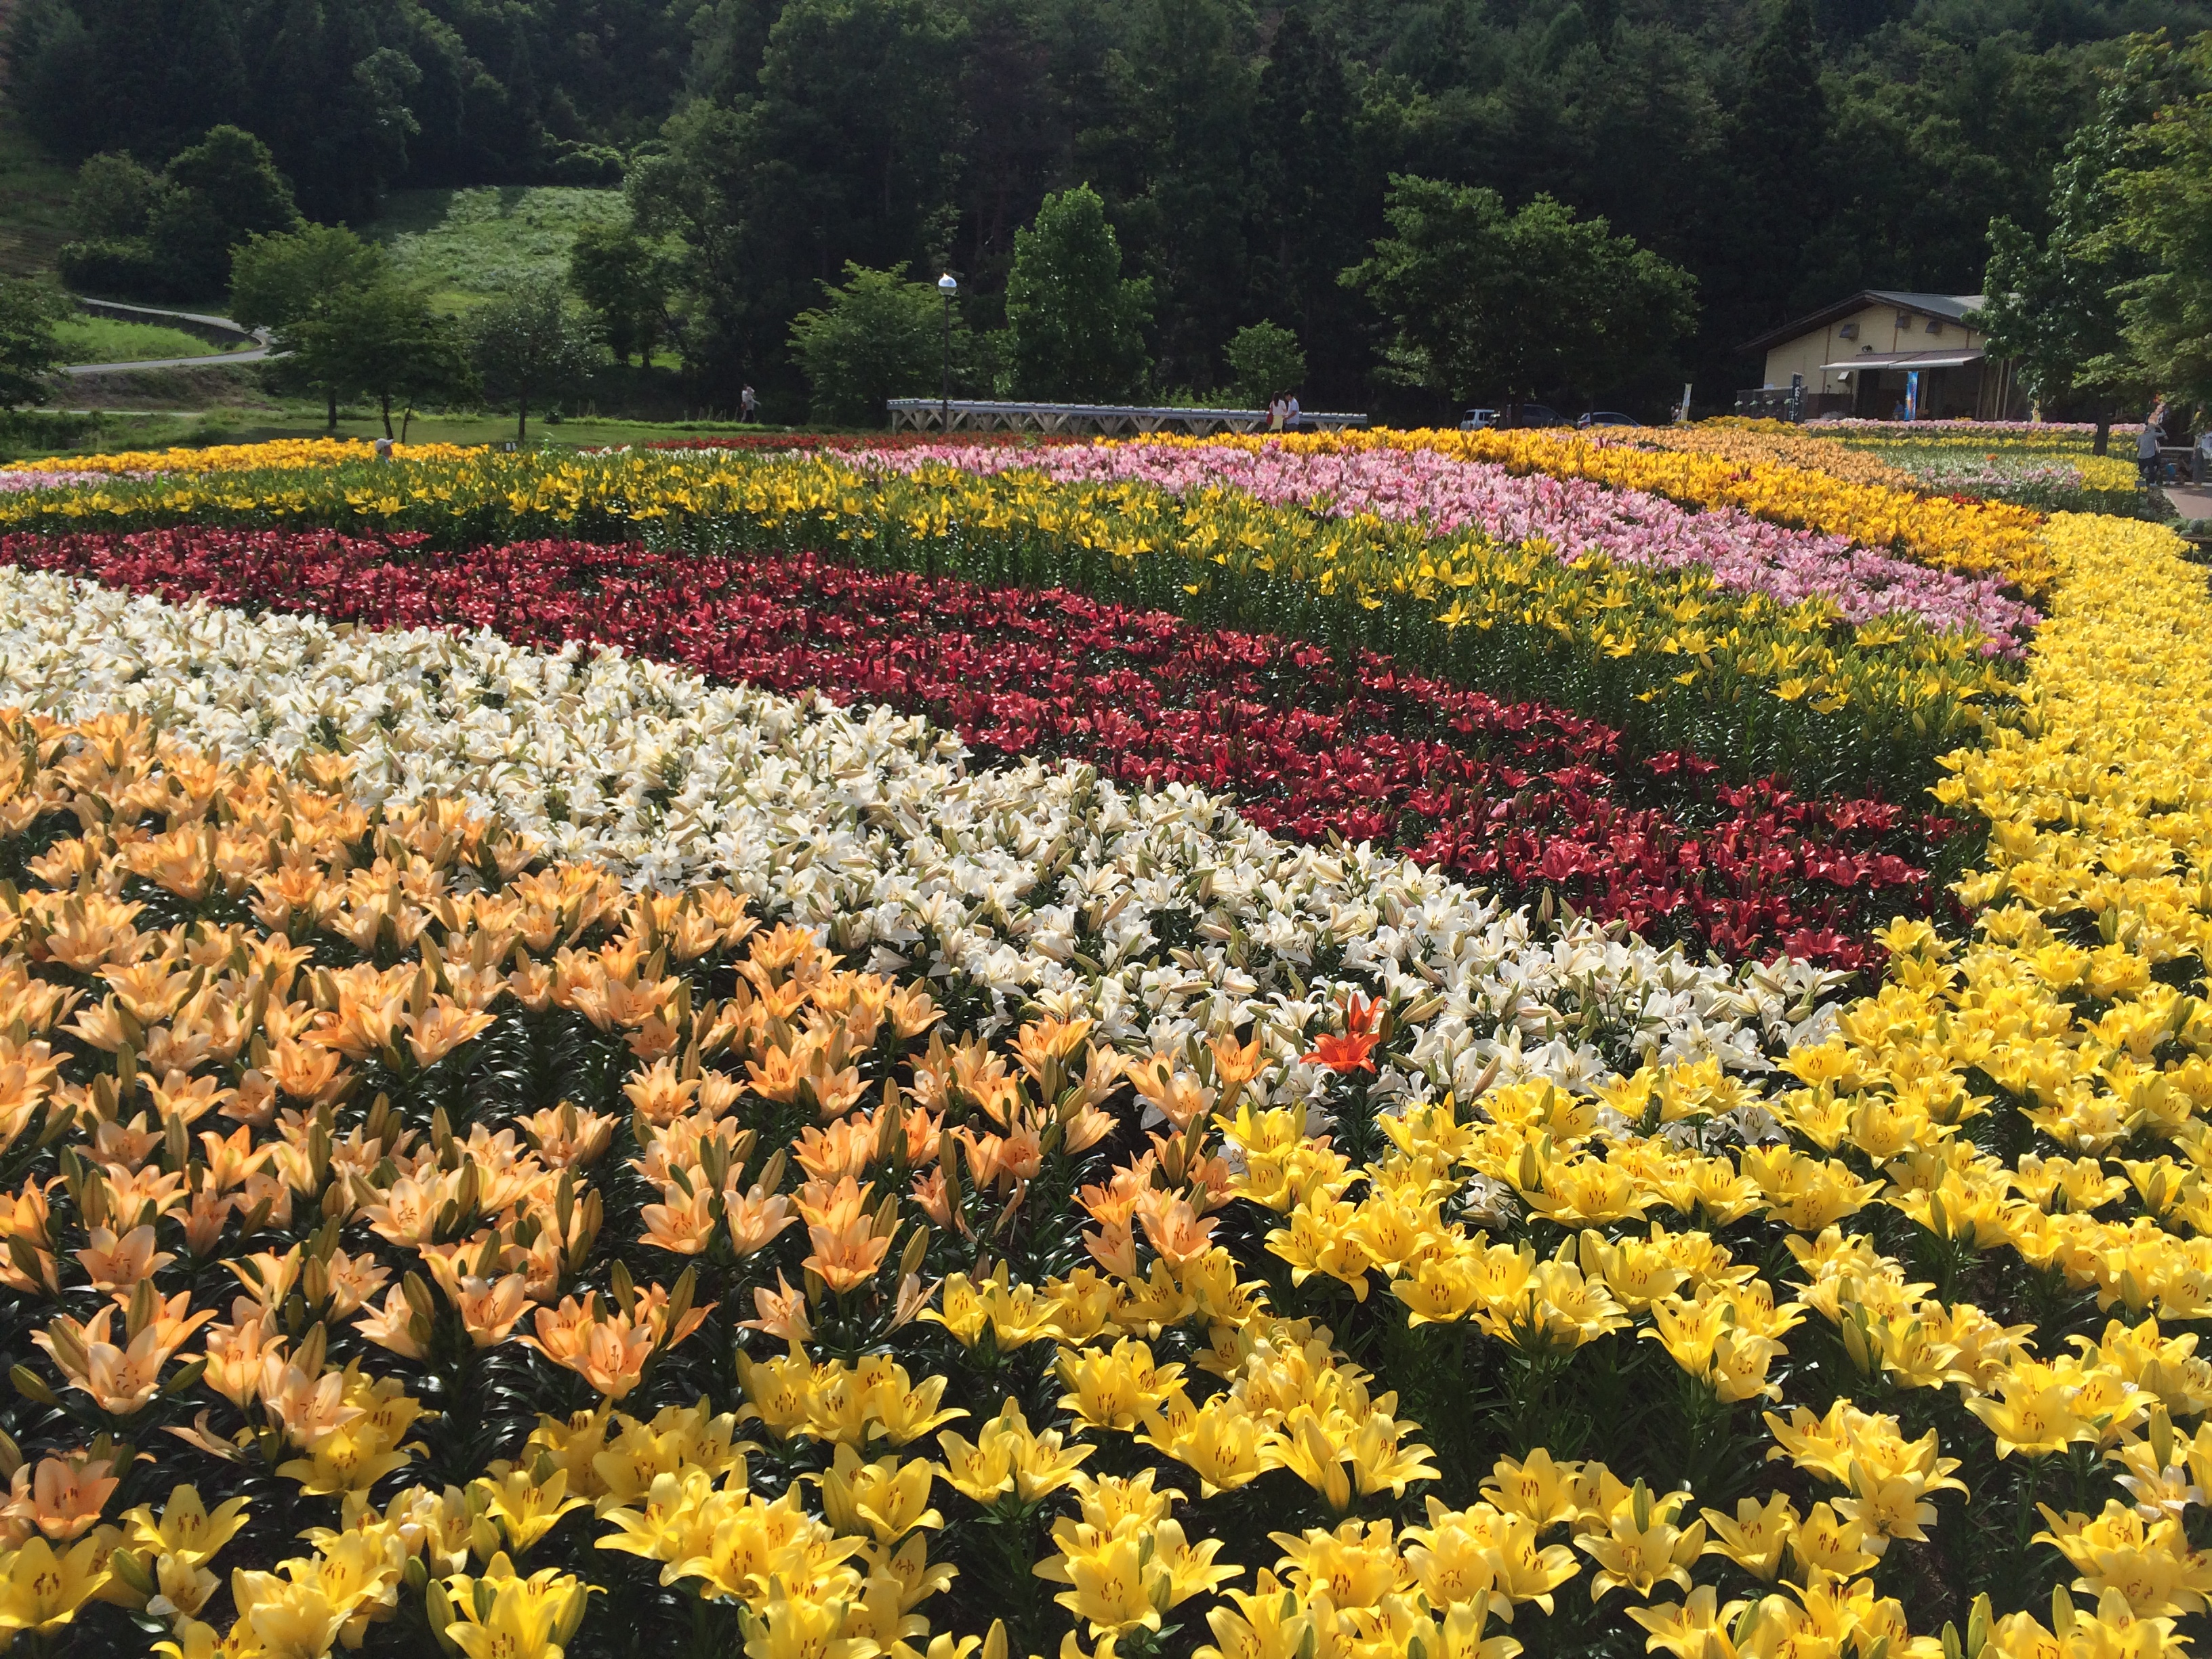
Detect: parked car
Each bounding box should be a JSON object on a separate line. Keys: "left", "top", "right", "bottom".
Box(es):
{"left": 1578, "top": 411, "right": 1640, "bottom": 428}
{"left": 1458, "top": 404, "right": 1565, "bottom": 430}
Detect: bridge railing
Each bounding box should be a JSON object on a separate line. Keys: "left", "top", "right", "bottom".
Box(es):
{"left": 885, "top": 398, "right": 1369, "bottom": 436}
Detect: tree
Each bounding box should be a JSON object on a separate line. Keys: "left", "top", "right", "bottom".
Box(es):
{"left": 1243, "top": 8, "right": 1370, "bottom": 406}
{"left": 334, "top": 285, "right": 474, "bottom": 439}
{"left": 568, "top": 224, "right": 676, "bottom": 367}
{"left": 1980, "top": 37, "right": 2181, "bottom": 449}
{"left": 1345, "top": 176, "right": 1696, "bottom": 407}
{"left": 787, "top": 263, "right": 972, "bottom": 426}
{"left": 1224, "top": 321, "right": 1305, "bottom": 407}
{"left": 1720, "top": 0, "right": 1828, "bottom": 325}
{"left": 230, "top": 223, "right": 392, "bottom": 429}
{"left": 2105, "top": 37, "right": 2212, "bottom": 422}
{"left": 245, "top": 1, "right": 423, "bottom": 220}
{"left": 1091, "top": 0, "right": 1254, "bottom": 391}
{"left": 6, "top": 0, "right": 249, "bottom": 163}
{"left": 145, "top": 125, "right": 302, "bottom": 300}
{"left": 70, "top": 152, "right": 159, "bottom": 239}
{"left": 634, "top": 0, "right": 969, "bottom": 405}
{"left": 1004, "top": 184, "right": 1151, "bottom": 401}
{"left": 468, "top": 280, "right": 601, "bottom": 443}
{"left": 0, "top": 281, "right": 64, "bottom": 407}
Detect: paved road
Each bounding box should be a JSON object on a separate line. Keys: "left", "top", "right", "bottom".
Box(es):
{"left": 62, "top": 346, "right": 274, "bottom": 375}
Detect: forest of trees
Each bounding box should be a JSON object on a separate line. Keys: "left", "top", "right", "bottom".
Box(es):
{"left": 9, "top": 0, "right": 2211, "bottom": 416}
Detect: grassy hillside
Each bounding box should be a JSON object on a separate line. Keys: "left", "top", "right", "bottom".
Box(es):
{"left": 362, "top": 186, "right": 628, "bottom": 310}
{"left": 52, "top": 315, "right": 245, "bottom": 364}
{"left": 0, "top": 119, "right": 76, "bottom": 278}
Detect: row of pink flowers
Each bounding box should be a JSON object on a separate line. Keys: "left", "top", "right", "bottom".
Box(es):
{"left": 863, "top": 440, "right": 2041, "bottom": 653}
{"left": 1811, "top": 419, "right": 2100, "bottom": 435}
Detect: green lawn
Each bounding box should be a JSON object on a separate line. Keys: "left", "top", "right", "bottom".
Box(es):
{"left": 52, "top": 315, "right": 247, "bottom": 365}
{"left": 362, "top": 186, "right": 630, "bottom": 311}
{"left": 314, "top": 412, "right": 777, "bottom": 448}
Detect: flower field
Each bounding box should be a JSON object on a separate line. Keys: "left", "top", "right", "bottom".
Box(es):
{"left": 1687, "top": 424, "right": 2154, "bottom": 517}
{"left": 0, "top": 430, "right": 2203, "bottom": 1659}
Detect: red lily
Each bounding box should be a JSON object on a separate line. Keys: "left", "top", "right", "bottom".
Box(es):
{"left": 1302, "top": 993, "right": 1383, "bottom": 1074}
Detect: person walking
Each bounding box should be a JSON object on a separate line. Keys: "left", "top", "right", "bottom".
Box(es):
{"left": 2138, "top": 412, "right": 2165, "bottom": 486}
{"left": 1285, "top": 392, "right": 1302, "bottom": 432}
{"left": 1268, "top": 394, "right": 1286, "bottom": 432}
{"left": 741, "top": 384, "right": 758, "bottom": 423}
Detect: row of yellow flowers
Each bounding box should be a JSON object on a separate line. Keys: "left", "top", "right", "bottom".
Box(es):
{"left": 1681, "top": 422, "right": 2144, "bottom": 495}
{"left": 1204, "top": 428, "right": 2058, "bottom": 598}
{"left": 0, "top": 516, "right": 2203, "bottom": 1657}
{"left": 1629, "top": 427, "right": 1926, "bottom": 492}
{"left": 21, "top": 439, "right": 477, "bottom": 476}
{"left": 23, "top": 426, "right": 2053, "bottom": 596}
{"left": 0, "top": 445, "right": 2016, "bottom": 793}
{"left": 1233, "top": 509, "right": 2212, "bottom": 1651}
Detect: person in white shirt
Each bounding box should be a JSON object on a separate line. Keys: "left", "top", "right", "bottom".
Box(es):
{"left": 1286, "top": 394, "right": 1302, "bottom": 431}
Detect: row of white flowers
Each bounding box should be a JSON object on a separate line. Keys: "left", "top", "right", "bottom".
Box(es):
{"left": 0, "top": 566, "right": 1843, "bottom": 1105}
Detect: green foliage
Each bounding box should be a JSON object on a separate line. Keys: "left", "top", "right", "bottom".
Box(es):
{"left": 142, "top": 125, "right": 302, "bottom": 300}
{"left": 331, "top": 284, "right": 476, "bottom": 436}
{"left": 57, "top": 127, "right": 301, "bottom": 303}
{"left": 1004, "top": 185, "right": 1152, "bottom": 401}
{"left": 2, "top": 0, "right": 678, "bottom": 220}
{"left": 7, "top": 0, "right": 2211, "bottom": 415}
{"left": 787, "top": 263, "right": 970, "bottom": 427}
{"left": 468, "top": 279, "right": 601, "bottom": 441}
{"left": 68, "top": 152, "right": 157, "bottom": 240}
{"left": 0, "top": 279, "right": 64, "bottom": 405}
{"left": 631, "top": 0, "right": 968, "bottom": 396}
{"left": 230, "top": 223, "right": 390, "bottom": 334}
{"left": 49, "top": 314, "right": 233, "bottom": 365}
{"left": 2110, "top": 35, "right": 2212, "bottom": 414}
{"left": 366, "top": 188, "right": 633, "bottom": 310}
{"left": 1979, "top": 36, "right": 2184, "bottom": 428}
{"left": 230, "top": 222, "right": 469, "bottom": 437}
{"left": 53, "top": 239, "right": 165, "bottom": 298}
{"left": 1347, "top": 177, "right": 1697, "bottom": 405}
{"left": 1224, "top": 321, "right": 1307, "bottom": 407}
{"left": 567, "top": 222, "right": 677, "bottom": 366}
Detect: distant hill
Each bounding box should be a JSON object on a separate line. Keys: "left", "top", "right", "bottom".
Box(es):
{"left": 8, "top": 0, "right": 2211, "bottom": 407}
{"left": 362, "top": 187, "right": 630, "bottom": 312}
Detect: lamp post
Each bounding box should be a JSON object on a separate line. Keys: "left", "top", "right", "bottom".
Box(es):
{"left": 938, "top": 272, "right": 957, "bottom": 432}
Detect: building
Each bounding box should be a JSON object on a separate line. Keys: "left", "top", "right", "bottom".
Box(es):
{"left": 1738, "top": 291, "right": 2030, "bottom": 420}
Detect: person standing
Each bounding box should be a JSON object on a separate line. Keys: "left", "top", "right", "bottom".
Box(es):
{"left": 1268, "top": 394, "right": 1285, "bottom": 432}
{"left": 741, "top": 384, "right": 758, "bottom": 423}
{"left": 1286, "top": 392, "right": 1302, "bottom": 432}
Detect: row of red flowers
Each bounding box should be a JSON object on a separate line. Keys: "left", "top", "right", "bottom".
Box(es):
{"left": 1, "top": 529, "right": 1957, "bottom": 970}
